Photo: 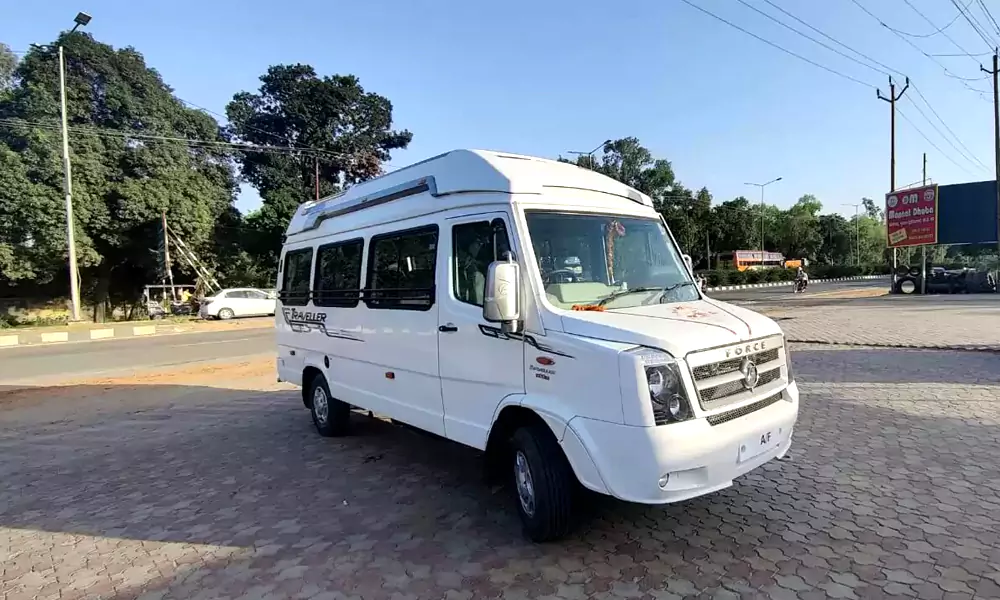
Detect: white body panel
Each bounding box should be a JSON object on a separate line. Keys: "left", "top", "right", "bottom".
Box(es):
{"left": 276, "top": 149, "right": 800, "bottom": 506}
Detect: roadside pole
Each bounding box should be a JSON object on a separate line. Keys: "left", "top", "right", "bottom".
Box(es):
{"left": 922, "top": 153, "right": 927, "bottom": 295}
{"left": 58, "top": 46, "right": 82, "bottom": 321}
{"left": 983, "top": 52, "right": 1000, "bottom": 284}
{"left": 878, "top": 77, "right": 909, "bottom": 293}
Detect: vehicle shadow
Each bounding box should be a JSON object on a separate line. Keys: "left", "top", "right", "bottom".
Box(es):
{"left": 0, "top": 353, "right": 997, "bottom": 598}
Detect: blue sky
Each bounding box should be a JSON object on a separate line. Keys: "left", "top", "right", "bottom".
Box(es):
{"left": 5, "top": 0, "right": 999, "bottom": 217}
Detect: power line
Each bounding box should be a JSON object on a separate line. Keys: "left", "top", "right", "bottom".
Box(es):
{"left": 678, "top": 0, "right": 877, "bottom": 88}
{"left": 948, "top": 0, "right": 997, "bottom": 50}
{"left": 906, "top": 87, "right": 989, "bottom": 171}
{"left": 896, "top": 106, "right": 980, "bottom": 178}
{"left": 747, "top": 0, "right": 988, "bottom": 176}
{"left": 733, "top": 0, "right": 890, "bottom": 77}
{"left": 902, "top": 0, "right": 985, "bottom": 60}
{"left": 760, "top": 0, "right": 905, "bottom": 77}
{"left": 848, "top": 0, "right": 991, "bottom": 95}
{"left": 0, "top": 117, "right": 391, "bottom": 165}
{"left": 976, "top": 0, "right": 1000, "bottom": 39}
{"left": 930, "top": 51, "right": 993, "bottom": 57}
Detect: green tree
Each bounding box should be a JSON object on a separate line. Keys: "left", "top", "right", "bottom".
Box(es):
{"left": 0, "top": 33, "right": 237, "bottom": 320}
{"left": 0, "top": 43, "right": 17, "bottom": 97}
{"left": 775, "top": 195, "right": 823, "bottom": 259}
{"left": 817, "top": 214, "right": 853, "bottom": 264}
{"left": 710, "top": 197, "right": 757, "bottom": 257}
{"left": 225, "top": 65, "right": 412, "bottom": 271}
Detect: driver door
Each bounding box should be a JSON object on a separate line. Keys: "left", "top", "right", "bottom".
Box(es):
{"left": 437, "top": 213, "right": 525, "bottom": 449}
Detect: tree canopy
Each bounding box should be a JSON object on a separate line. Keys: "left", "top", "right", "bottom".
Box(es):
{"left": 0, "top": 33, "right": 238, "bottom": 319}
{"left": 224, "top": 65, "right": 412, "bottom": 269}
{"left": 561, "top": 138, "right": 896, "bottom": 269}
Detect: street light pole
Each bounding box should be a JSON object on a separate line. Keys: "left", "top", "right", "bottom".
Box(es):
{"left": 567, "top": 139, "right": 612, "bottom": 171}
{"left": 843, "top": 203, "right": 861, "bottom": 266}
{"left": 744, "top": 177, "right": 782, "bottom": 261}
{"left": 58, "top": 12, "right": 91, "bottom": 321}
{"left": 58, "top": 45, "right": 82, "bottom": 322}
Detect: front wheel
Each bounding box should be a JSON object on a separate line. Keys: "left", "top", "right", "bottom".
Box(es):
{"left": 217, "top": 307, "right": 235, "bottom": 320}
{"left": 510, "top": 425, "right": 577, "bottom": 542}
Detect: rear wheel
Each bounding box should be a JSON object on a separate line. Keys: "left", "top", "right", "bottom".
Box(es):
{"left": 217, "top": 307, "right": 235, "bottom": 320}
{"left": 309, "top": 374, "right": 350, "bottom": 437}
{"left": 510, "top": 425, "right": 577, "bottom": 542}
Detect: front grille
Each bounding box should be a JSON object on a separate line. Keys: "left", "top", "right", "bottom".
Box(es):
{"left": 700, "top": 367, "right": 780, "bottom": 402}
{"left": 687, "top": 338, "right": 786, "bottom": 412}
{"left": 692, "top": 348, "right": 779, "bottom": 380}
{"left": 707, "top": 393, "right": 782, "bottom": 426}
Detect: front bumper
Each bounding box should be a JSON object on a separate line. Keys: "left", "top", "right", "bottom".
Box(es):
{"left": 562, "top": 381, "right": 799, "bottom": 504}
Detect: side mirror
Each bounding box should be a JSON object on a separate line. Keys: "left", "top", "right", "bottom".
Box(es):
{"left": 682, "top": 254, "right": 693, "bottom": 273}
{"left": 483, "top": 257, "right": 521, "bottom": 332}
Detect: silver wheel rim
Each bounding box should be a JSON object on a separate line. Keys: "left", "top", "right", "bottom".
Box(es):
{"left": 514, "top": 451, "right": 536, "bottom": 517}
{"left": 313, "top": 386, "right": 329, "bottom": 425}
{"left": 901, "top": 280, "right": 916, "bottom": 293}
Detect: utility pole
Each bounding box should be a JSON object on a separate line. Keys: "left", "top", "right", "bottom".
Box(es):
{"left": 878, "top": 76, "right": 909, "bottom": 292}
{"left": 58, "top": 45, "right": 82, "bottom": 322}
{"left": 161, "top": 211, "right": 175, "bottom": 300}
{"left": 921, "top": 153, "right": 928, "bottom": 295}
{"left": 314, "top": 156, "right": 320, "bottom": 201}
{"left": 982, "top": 52, "right": 1000, "bottom": 282}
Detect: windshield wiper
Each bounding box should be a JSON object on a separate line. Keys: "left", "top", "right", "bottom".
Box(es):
{"left": 594, "top": 286, "right": 664, "bottom": 307}
{"left": 661, "top": 281, "right": 697, "bottom": 293}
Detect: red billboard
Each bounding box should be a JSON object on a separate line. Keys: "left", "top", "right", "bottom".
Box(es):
{"left": 885, "top": 184, "right": 939, "bottom": 248}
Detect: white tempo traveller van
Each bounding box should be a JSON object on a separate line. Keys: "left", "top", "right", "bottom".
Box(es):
{"left": 276, "top": 150, "right": 799, "bottom": 541}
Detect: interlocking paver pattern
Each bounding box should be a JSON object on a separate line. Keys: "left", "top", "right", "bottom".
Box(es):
{"left": 1, "top": 345, "right": 999, "bottom": 599}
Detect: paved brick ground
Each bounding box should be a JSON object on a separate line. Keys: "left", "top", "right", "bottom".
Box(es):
{"left": 759, "top": 296, "right": 1000, "bottom": 351}
{"left": 2, "top": 348, "right": 1000, "bottom": 599}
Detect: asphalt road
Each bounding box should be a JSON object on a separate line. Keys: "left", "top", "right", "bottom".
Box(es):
{"left": 0, "top": 327, "right": 275, "bottom": 386}
{"left": 708, "top": 278, "right": 889, "bottom": 304}
{"left": 0, "top": 279, "right": 887, "bottom": 385}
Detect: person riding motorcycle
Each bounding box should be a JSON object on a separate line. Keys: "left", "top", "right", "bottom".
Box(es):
{"left": 794, "top": 266, "right": 809, "bottom": 292}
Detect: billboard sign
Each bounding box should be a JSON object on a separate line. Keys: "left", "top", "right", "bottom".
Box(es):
{"left": 885, "top": 184, "right": 939, "bottom": 247}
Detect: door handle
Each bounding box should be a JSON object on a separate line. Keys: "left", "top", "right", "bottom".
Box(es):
{"left": 438, "top": 324, "right": 459, "bottom": 333}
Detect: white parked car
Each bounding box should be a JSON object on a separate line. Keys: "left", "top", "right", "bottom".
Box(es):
{"left": 275, "top": 149, "right": 799, "bottom": 542}
{"left": 200, "top": 288, "right": 276, "bottom": 320}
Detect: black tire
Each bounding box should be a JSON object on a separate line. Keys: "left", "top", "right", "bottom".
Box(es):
{"left": 895, "top": 265, "right": 911, "bottom": 277}
{"left": 217, "top": 307, "right": 235, "bottom": 320}
{"left": 510, "top": 425, "right": 577, "bottom": 542}
{"left": 898, "top": 277, "right": 917, "bottom": 294}
{"left": 908, "top": 266, "right": 922, "bottom": 277}
{"left": 308, "top": 373, "right": 350, "bottom": 437}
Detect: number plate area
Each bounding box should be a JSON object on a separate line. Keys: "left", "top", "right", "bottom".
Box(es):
{"left": 738, "top": 427, "right": 784, "bottom": 462}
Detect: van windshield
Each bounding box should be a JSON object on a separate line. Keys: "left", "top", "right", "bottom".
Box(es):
{"left": 524, "top": 211, "right": 698, "bottom": 309}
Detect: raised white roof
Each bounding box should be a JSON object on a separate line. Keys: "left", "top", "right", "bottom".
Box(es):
{"left": 285, "top": 149, "right": 653, "bottom": 238}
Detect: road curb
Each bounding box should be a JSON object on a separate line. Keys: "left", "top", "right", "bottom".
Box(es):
{"left": 706, "top": 275, "right": 889, "bottom": 292}
{"left": 0, "top": 319, "right": 274, "bottom": 349}
{"left": 788, "top": 338, "right": 1000, "bottom": 353}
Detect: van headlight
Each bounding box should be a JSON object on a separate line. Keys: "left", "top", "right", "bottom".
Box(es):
{"left": 627, "top": 347, "right": 693, "bottom": 424}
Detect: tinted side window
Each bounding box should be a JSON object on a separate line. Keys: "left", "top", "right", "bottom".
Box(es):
{"left": 228, "top": 291, "right": 248, "bottom": 299}
{"left": 452, "top": 220, "right": 511, "bottom": 307}
{"left": 281, "top": 248, "right": 314, "bottom": 306}
{"left": 366, "top": 226, "right": 438, "bottom": 310}
{"left": 246, "top": 290, "right": 268, "bottom": 300}
{"left": 314, "top": 239, "right": 363, "bottom": 308}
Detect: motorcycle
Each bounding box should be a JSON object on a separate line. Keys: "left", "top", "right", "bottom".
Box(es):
{"left": 793, "top": 278, "right": 808, "bottom": 293}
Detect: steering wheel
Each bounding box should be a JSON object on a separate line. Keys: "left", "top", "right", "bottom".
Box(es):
{"left": 543, "top": 269, "right": 578, "bottom": 284}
